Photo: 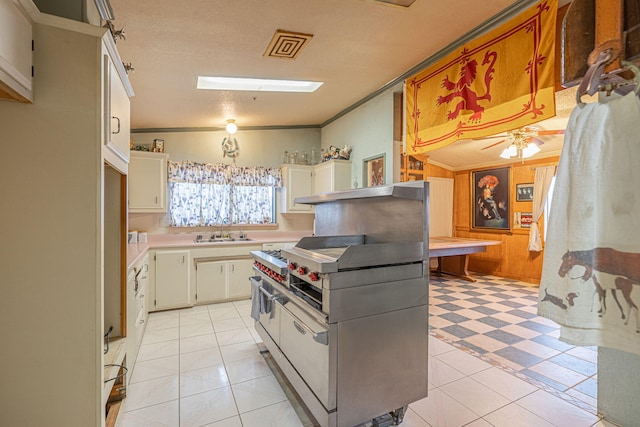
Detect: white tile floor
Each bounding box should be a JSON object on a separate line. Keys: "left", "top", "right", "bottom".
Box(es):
{"left": 116, "top": 299, "right": 616, "bottom": 427}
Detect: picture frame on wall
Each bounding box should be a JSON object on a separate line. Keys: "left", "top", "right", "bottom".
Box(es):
{"left": 471, "top": 166, "right": 510, "bottom": 231}
{"left": 363, "top": 154, "right": 385, "bottom": 187}
{"left": 516, "top": 183, "right": 534, "bottom": 201}
{"left": 514, "top": 211, "right": 533, "bottom": 228}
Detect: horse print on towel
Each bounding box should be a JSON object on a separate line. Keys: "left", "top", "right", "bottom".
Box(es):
{"left": 552, "top": 248, "right": 640, "bottom": 333}
{"left": 541, "top": 287, "right": 569, "bottom": 310}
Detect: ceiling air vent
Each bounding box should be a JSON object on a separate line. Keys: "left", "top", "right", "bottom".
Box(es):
{"left": 263, "top": 30, "right": 314, "bottom": 60}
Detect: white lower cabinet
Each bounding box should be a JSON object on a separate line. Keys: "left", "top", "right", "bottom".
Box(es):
{"left": 127, "top": 254, "right": 148, "bottom": 383}
{"left": 195, "top": 257, "right": 254, "bottom": 304}
{"left": 195, "top": 260, "right": 227, "bottom": 302}
{"left": 155, "top": 250, "right": 191, "bottom": 310}
{"left": 134, "top": 256, "right": 149, "bottom": 347}
{"left": 227, "top": 258, "right": 255, "bottom": 299}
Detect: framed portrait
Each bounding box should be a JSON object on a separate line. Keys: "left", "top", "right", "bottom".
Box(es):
{"left": 363, "top": 154, "right": 385, "bottom": 187}
{"left": 471, "top": 166, "right": 510, "bottom": 230}
{"left": 516, "top": 183, "right": 534, "bottom": 201}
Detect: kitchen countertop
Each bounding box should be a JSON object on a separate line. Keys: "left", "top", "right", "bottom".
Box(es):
{"left": 127, "top": 231, "right": 311, "bottom": 269}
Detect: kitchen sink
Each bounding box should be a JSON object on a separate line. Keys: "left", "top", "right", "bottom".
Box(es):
{"left": 193, "top": 237, "right": 253, "bottom": 243}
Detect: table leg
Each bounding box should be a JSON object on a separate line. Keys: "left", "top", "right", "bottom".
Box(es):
{"left": 433, "top": 255, "right": 476, "bottom": 282}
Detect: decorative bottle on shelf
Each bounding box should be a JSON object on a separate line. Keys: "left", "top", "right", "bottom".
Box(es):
{"left": 289, "top": 150, "right": 299, "bottom": 164}
{"left": 282, "top": 150, "right": 289, "bottom": 165}
{"left": 310, "top": 148, "right": 318, "bottom": 165}
{"left": 300, "top": 151, "right": 309, "bottom": 165}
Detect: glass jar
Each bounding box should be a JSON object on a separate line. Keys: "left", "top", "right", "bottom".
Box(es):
{"left": 289, "top": 150, "right": 299, "bottom": 164}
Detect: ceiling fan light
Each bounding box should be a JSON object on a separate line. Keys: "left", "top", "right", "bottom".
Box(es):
{"left": 500, "top": 148, "right": 512, "bottom": 159}
{"left": 522, "top": 142, "right": 540, "bottom": 158}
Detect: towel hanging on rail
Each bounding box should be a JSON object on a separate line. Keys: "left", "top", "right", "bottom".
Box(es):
{"left": 537, "top": 89, "right": 640, "bottom": 355}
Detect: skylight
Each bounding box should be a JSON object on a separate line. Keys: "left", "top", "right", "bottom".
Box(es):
{"left": 197, "top": 76, "right": 323, "bottom": 93}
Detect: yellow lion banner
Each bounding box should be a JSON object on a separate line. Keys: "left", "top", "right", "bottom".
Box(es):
{"left": 405, "top": 0, "right": 557, "bottom": 155}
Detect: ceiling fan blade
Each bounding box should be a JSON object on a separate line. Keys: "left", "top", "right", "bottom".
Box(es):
{"left": 537, "top": 129, "right": 565, "bottom": 135}
{"left": 532, "top": 137, "right": 544, "bottom": 146}
{"left": 480, "top": 139, "right": 506, "bottom": 150}
{"left": 473, "top": 134, "right": 509, "bottom": 140}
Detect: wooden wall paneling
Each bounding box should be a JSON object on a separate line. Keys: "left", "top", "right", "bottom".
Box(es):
{"left": 453, "top": 171, "right": 470, "bottom": 230}
{"left": 426, "top": 162, "right": 454, "bottom": 179}
{"left": 451, "top": 157, "right": 559, "bottom": 284}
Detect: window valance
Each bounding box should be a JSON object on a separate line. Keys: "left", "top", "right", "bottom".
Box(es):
{"left": 168, "top": 161, "right": 282, "bottom": 187}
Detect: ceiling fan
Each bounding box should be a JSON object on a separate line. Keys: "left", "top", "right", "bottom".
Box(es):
{"left": 478, "top": 126, "right": 565, "bottom": 162}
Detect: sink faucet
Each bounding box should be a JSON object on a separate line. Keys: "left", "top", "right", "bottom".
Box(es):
{"left": 221, "top": 218, "right": 231, "bottom": 239}
{"left": 213, "top": 218, "right": 229, "bottom": 240}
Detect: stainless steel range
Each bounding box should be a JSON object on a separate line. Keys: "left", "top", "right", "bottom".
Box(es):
{"left": 250, "top": 182, "right": 429, "bottom": 427}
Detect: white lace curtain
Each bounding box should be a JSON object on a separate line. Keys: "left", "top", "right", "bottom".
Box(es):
{"left": 528, "top": 165, "right": 555, "bottom": 251}
{"left": 167, "top": 161, "right": 282, "bottom": 227}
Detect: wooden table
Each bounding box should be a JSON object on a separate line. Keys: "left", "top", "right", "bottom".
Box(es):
{"left": 429, "top": 237, "right": 502, "bottom": 282}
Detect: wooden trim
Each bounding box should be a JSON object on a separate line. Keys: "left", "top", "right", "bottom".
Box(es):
{"left": 105, "top": 400, "right": 121, "bottom": 427}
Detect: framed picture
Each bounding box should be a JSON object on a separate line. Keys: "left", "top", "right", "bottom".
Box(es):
{"left": 152, "top": 138, "right": 165, "bottom": 153}
{"left": 513, "top": 212, "right": 533, "bottom": 228}
{"left": 516, "top": 183, "right": 534, "bottom": 201}
{"left": 363, "top": 154, "right": 385, "bottom": 187}
{"left": 472, "top": 166, "right": 510, "bottom": 230}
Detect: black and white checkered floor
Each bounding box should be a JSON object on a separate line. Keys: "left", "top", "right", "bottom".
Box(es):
{"left": 429, "top": 274, "right": 598, "bottom": 414}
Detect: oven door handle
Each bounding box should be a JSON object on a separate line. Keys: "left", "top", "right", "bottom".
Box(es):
{"left": 258, "top": 285, "right": 288, "bottom": 304}
{"left": 277, "top": 301, "right": 329, "bottom": 345}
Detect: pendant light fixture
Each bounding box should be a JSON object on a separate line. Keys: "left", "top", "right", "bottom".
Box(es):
{"left": 225, "top": 119, "right": 238, "bottom": 135}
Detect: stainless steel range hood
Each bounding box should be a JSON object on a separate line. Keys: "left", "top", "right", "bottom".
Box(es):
{"left": 294, "top": 180, "right": 427, "bottom": 204}
{"left": 296, "top": 181, "right": 429, "bottom": 245}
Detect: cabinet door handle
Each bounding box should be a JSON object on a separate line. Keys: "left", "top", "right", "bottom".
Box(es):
{"left": 220, "top": 265, "right": 224, "bottom": 273}
{"left": 231, "top": 264, "right": 235, "bottom": 272}
{"left": 112, "top": 116, "right": 121, "bottom": 134}
{"left": 182, "top": 256, "right": 185, "bottom": 264}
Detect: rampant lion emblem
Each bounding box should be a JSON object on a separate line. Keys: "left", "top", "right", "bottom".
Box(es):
{"left": 436, "top": 50, "right": 498, "bottom": 122}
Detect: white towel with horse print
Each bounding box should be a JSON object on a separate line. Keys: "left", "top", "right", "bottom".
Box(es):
{"left": 538, "top": 91, "right": 640, "bottom": 355}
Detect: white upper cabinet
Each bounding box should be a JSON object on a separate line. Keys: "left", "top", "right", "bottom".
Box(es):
{"left": 314, "top": 159, "right": 351, "bottom": 195}
{"left": 0, "top": 0, "right": 34, "bottom": 102}
{"left": 102, "top": 36, "right": 133, "bottom": 171}
{"left": 281, "top": 164, "right": 314, "bottom": 213}
{"left": 129, "top": 151, "right": 169, "bottom": 213}
{"left": 281, "top": 160, "right": 352, "bottom": 214}
{"left": 104, "top": 53, "right": 131, "bottom": 165}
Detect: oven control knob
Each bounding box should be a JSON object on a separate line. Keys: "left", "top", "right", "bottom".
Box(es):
{"left": 297, "top": 266, "right": 307, "bottom": 275}
{"left": 288, "top": 262, "right": 297, "bottom": 270}
{"left": 308, "top": 272, "right": 319, "bottom": 282}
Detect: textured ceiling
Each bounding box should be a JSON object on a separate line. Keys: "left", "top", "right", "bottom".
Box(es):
{"left": 109, "top": 0, "right": 575, "bottom": 169}
{"left": 109, "top": 0, "right": 528, "bottom": 130}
